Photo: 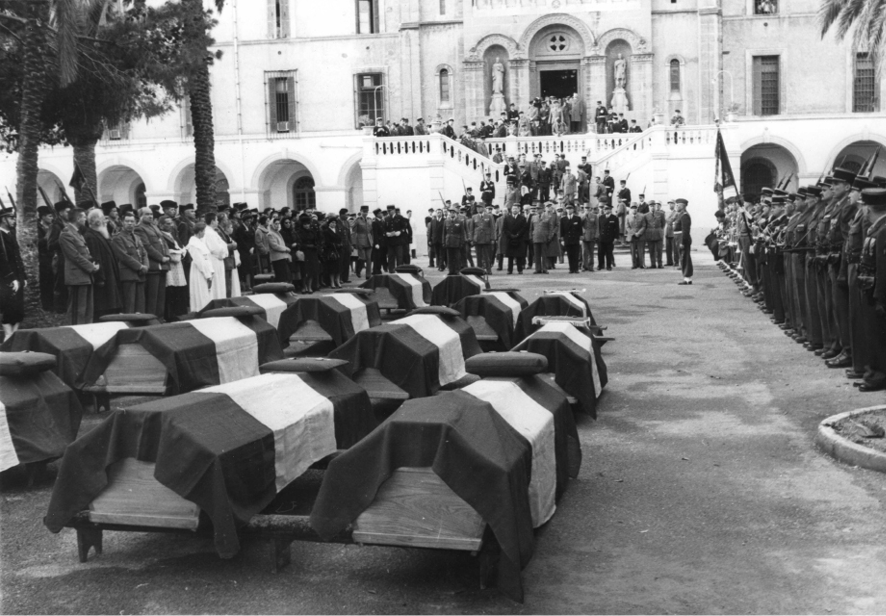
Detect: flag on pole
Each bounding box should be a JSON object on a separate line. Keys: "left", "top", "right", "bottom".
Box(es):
{"left": 69, "top": 163, "right": 84, "bottom": 192}
{"left": 715, "top": 129, "right": 738, "bottom": 199}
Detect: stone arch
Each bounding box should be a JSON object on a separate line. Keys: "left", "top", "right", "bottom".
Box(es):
{"left": 166, "top": 156, "right": 238, "bottom": 196}
{"left": 97, "top": 164, "right": 147, "bottom": 207}
{"left": 253, "top": 153, "right": 319, "bottom": 211}
{"left": 466, "top": 33, "right": 520, "bottom": 62}
{"left": 519, "top": 13, "right": 596, "bottom": 58}
{"left": 337, "top": 152, "right": 365, "bottom": 212}
{"left": 595, "top": 27, "right": 648, "bottom": 56}
{"left": 336, "top": 151, "right": 365, "bottom": 187}
{"left": 96, "top": 157, "right": 152, "bottom": 192}
{"left": 824, "top": 134, "right": 886, "bottom": 175}
{"left": 664, "top": 54, "right": 686, "bottom": 117}
{"left": 170, "top": 163, "right": 231, "bottom": 207}
{"left": 36, "top": 168, "right": 67, "bottom": 204}
{"left": 741, "top": 143, "right": 800, "bottom": 197}
{"left": 250, "top": 150, "right": 324, "bottom": 192}
{"left": 739, "top": 134, "right": 807, "bottom": 177}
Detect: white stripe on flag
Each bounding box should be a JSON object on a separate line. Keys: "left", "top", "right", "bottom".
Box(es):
{"left": 322, "top": 293, "right": 370, "bottom": 333}
{"left": 204, "top": 373, "right": 337, "bottom": 492}
{"left": 539, "top": 322, "right": 602, "bottom": 396}
{"left": 464, "top": 274, "right": 486, "bottom": 290}
{"left": 393, "top": 273, "right": 426, "bottom": 308}
{"left": 246, "top": 294, "right": 288, "bottom": 329}
{"left": 0, "top": 401, "right": 20, "bottom": 473}
{"left": 485, "top": 292, "right": 522, "bottom": 328}
{"left": 188, "top": 317, "right": 260, "bottom": 385}
{"left": 463, "top": 380, "right": 557, "bottom": 527}
{"left": 394, "top": 314, "right": 466, "bottom": 385}
{"left": 70, "top": 322, "right": 129, "bottom": 350}
{"left": 549, "top": 291, "right": 586, "bottom": 317}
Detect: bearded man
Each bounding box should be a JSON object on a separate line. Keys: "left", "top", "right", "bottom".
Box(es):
{"left": 83, "top": 208, "right": 122, "bottom": 319}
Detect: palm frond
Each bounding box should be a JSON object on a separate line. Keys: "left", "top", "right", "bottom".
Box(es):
{"left": 819, "top": 0, "right": 848, "bottom": 36}
{"left": 52, "top": 0, "right": 84, "bottom": 85}
{"left": 835, "top": 0, "right": 868, "bottom": 38}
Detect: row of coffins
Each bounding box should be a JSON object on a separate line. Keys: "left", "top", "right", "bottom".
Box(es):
{"left": 42, "top": 346, "right": 585, "bottom": 602}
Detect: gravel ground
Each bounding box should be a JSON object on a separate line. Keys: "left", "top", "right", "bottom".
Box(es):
{"left": 2, "top": 248, "right": 886, "bottom": 614}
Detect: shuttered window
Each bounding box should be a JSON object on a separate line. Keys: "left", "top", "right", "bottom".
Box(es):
{"left": 853, "top": 53, "right": 878, "bottom": 112}
{"left": 294, "top": 176, "right": 316, "bottom": 210}
{"left": 268, "top": 0, "right": 290, "bottom": 38}
{"left": 440, "top": 69, "right": 451, "bottom": 104}
{"left": 355, "top": 73, "right": 384, "bottom": 128}
{"left": 265, "top": 71, "right": 297, "bottom": 136}
{"left": 356, "top": 0, "right": 377, "bottom": 34}
{"left": 752, "top": 56, "right": 779, "bottom": 116}
{"left": 669, "top": 59, "right": 680, "bottom": 93}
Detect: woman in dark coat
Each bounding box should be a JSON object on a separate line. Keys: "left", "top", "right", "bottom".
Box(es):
{"left": 322, "top": 218, "right": 343, "bottom": 289}
{"left": 295, "top": 215, "right": 321, "bottom": 294}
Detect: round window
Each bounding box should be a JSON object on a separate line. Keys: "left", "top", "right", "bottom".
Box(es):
{"left": 548, "top": 34, "right": 569, "bottom": 53}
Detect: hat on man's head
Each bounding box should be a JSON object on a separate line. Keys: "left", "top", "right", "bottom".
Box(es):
{"left": 339, "top": 208, "right": 349, "bottom": 215}
{"left": 760, "top": 187, "right": 774, "bottom": 197}
{"left": 100, "top": 200, "right": 117, "bottom": 216}
{"left": 852, "top": 176, "right": 878, "bottom": 191}
{"left": 675, "top": 198, "right": 689, "bottom": 206}
{"left": 832, "top": 167, "right": 857, "bottom": 184}
{"left": 861, "top": 187, "right": 886, "bottom": 208}
{"left": 37, "top": 205, "right": 52, "bottom": 218}
{"left": 873, "top": 176, "right": 886, "bottom": 187}
{"left": 805, "top": 186, "right": 822, "bottom": 197}
{"left": 179, "top": 203, "right": 195, "bottom": 214}
{"left": 160, "top": 199, "right": 177, "bottom": 210}
{"left": 0, "top": 201, "right": 13, "bottom": 219}
{"left": 360, "top": 205, "right": 369, "bottom": 212}
{"left": 386, "top": 204, "right": 396, "bottom": 211}
{"left": 820, "top": 176, "right": 835, "bottom": 188}
{"left": 373, "top": 208, "right": 383, "bottom": 215}
{"left": 54, "top": 201, "right": 71, "bottom": 214}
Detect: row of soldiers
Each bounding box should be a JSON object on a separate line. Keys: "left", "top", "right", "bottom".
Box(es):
{"left": 720, "top": 169, "right": 886, "bottom": 392}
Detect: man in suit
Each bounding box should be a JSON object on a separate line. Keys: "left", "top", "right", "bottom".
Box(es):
{"left": 675, "top": 198, "right": 693, "bottom": 284}
{"left": 480, "top": 173, "right": 496, "bottom": 207}
{"left": 502, "top": 204, "right": 528, "bottom": 274}
{"left": 597, "top": 204, "right": 619, "bottom": 271}
{"left": 0, "top": 204, "right": 25, "bottom": 336}
{"left": 530, "top": 202, "right": 553, "bottom": 274}
{"left": 370, "top": 208, "right": 387, "bottom": 275}
{"left": 602, "top": 170, "right": 615, "bottom": 202}
{"left": 569, "top": 93, "right": 585, "bottom": 134}
{"left": 373, "top": 117, "right": 390, "bottom": 137}
{"left": 111, "top": 210, "right": 149, "bottom": 313}
{"left": 581, "top": 204, "right": 599, "bottom": 272}
{"left": 594, "top": 101, "right": 608, "bottom": 134}
{"left": 441, "top": 118, "right": 456, "bottom": 139}
{"left": 645, "top": 200, "right": 666, "bottom": 268}
{"left": 383, "top": 205, "right": 409, "bottom": 270}
{"left": 59, "top": 208, "right": 99, "bottom": 324}
{"left": 561, "top": 204, "right": 583, "bottom": 273}
{"left": 414, "top": 118, "right": 427, "bottom": 135}
{"left": 626, "top": 204, "right": 648, "bottom": 269}
{"left": 134, "top": 206, "right": 170, "bottom": 319}
{"left": 617, "top": 181, "right": 632, "bottom": 207}
{"left": 560, "top": 164, "right": 578, "bottom": 206}
{"left": 442, "top": 207, "right": 467, "bottom": 275}
{"left": 472, "top": 204, "right": 496, "bottom": 274}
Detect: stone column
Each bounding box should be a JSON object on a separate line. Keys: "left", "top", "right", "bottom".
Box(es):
{"left": 510, "top": 59, "right": 530, "bottom": 108}
{"left": 631, "top": 53, "right": 654, "bottom": 124}
{"left": 588, "top": 55, "right": 606, "bottom": 117}
{"left": 698, "top": 6, "right": 722, "bottom": 124}
{"left": 463, "top": 60, "right": 486, "bottom": 125}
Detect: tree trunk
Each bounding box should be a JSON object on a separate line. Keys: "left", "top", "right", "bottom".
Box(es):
{"left": 188, "top": 60, "right": 217, "bottom": 213}
{"left": 15, "top": 8, "right": 51, "bottom": 327}
{"left": 70, "top": 132, "right": 101, "bottom": 206}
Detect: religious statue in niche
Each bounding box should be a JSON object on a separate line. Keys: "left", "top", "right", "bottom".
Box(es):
{"left": 610, "top": 53, "right": 630, "bottom": 114}
{"left": 489, "top": 57, "right": 507, "bottom": 117}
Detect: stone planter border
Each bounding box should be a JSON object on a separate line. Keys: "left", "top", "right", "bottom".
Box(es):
{"left": 815, "top": 405, "right": 886, "bottom": 473}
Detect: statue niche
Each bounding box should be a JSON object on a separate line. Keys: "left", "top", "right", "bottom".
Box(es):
{"left": 606, "top": 42, "right": 632, "bottom": 114}
{"left": 484, "top": 46, "right": 509, "bottom": 117}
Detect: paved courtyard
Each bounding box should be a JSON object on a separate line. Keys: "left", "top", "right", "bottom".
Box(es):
{"left": 2, "top": 248, "right": 885, "bottom": 614}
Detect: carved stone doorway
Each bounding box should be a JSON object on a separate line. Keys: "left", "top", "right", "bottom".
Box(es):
{"left": 539, "top": 68, "right": 578, "bottom": 99}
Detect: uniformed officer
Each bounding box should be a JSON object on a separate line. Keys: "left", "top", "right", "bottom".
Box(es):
{"left": 560, "top": 204, "right": 583, "bottom": 273}
{"left": 854, "top": 187, "right": 886, "bottom": 391}
{"left": 472, "top": 204, "right": 496, "bottom": 274}
{"left": 443, "top": 207, "right": 467, "bottom": 275}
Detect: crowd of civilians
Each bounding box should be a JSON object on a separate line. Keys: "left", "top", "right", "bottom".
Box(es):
{"left": 26, "top": 199, "right": 419, "bottom": 328}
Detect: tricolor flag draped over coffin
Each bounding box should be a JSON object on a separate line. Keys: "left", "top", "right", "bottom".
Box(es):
{"left": 0, "top": 322, "right": 131, "bottom": 389}
{"left": 0, "top": 353, "right": 84, "bottom": 473}
{"left": 513, "top": 291, "right": 600, "bottom": 341}
{"left": 276, "top": 293, "right": 382, "bottom": 351}
{"left": 360, "top": 272, "right": 432, "bottom": 310}
{"left": 453, "top": 290, "right": 528, "bottom": 351}
{"left": 198, "top": 292, "right": 298, "bottom": 330}
{"left": 82, "top": 316, "right": 283, "bottom": 395}
{"left": 430, "top": 270, "right": 490, "bottom": 306}
{"left": 45, "top": 368, "right": 374, "bottom": 557}
{"left": 512, "top": 321, "right": 608, "bottom": 417}
{"left": 329, "top": 311, "right": 481, "bottom": 398}
{"left": 310, "top": 382, "right": 578, "bottom": 603}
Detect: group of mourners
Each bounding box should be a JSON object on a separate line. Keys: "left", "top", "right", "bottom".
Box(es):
{"left": 710, "top": 167, "right": 886, "bottom": 392}
{"left": 0, "top": 198, "right": 420, "bottom": 334}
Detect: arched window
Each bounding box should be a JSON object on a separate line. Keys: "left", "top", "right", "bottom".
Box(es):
{"left": 135, "top": 183, "right": 147, "bottom": 210}
{"left": 439, "top": 68, "right": 451, "bottom": 105}
{"left": 293, "top": 176, "right": 316, "bottom": 210}
{"left": 669, "top": 59, "right": 681, "bottom": 93}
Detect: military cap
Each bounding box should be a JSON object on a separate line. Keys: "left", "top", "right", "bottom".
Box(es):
{"left": 37, "top": 205, "right": 52, "bottom": 218}
{"left": 861, "top": 188, "right": 886, "bottom": 208}
{"left": 805, "top": 186, "right": 822, "bottom": 197}
{"left": 54, "top": 201, "right": 71, "bottom": 214}
{"left": 771, "top": 196, "right": 785, "bottom": 205}
{"left": 873, "top": 176, "right": 886, "bottom": 187}
{"left": 853, "top": 177, "right": 878, "bottom": 191}
{"left": 218, "top": 203, "right": 231, "bottom": 212}
{"left": 339, "top": 208, "right": 349, "bottom": 215}
{"left": 760, "top": 187, "right": 774, "bottom": 197}
{"left": 118, "top": 204, "right": 134, "bottom": 217}
{"left": 832, "top": 167, "right": 857, "bottom": 184}
{"left": 773, "top": 189, "right": 788, "bottom": 198}
{"left": 241, "top": 209, "right": 256, "bottom": 219}
{"left": 820, "top": 176, "right": 835, "bottom": 187}
{"left": 179, "top": 203, "right": 195, "bottom": 214}
{"left": 386, "top": 204, "right": 396, "bottom": 211}
{"left": 373, "top": 208, "right": 383, "bottom": 215}
{"left": 675, "top": 198, "right": 689, "bottom": 206}
{"left": 0, "top": 202, "right": 13, "bottom": 219}
{"left": 360, "top": 205, "right": 369, "bottom": 212}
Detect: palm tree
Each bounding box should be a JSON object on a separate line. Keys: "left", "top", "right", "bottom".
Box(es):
{"left": 819, "top": 0, "right": 886, "bottom": 74}
{"left": 182, "top": 0, "right": 224, "bottom": 213}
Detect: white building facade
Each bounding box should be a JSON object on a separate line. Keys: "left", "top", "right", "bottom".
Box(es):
{"left": 1, "top": 0, "right": 884, "bottom": 238}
